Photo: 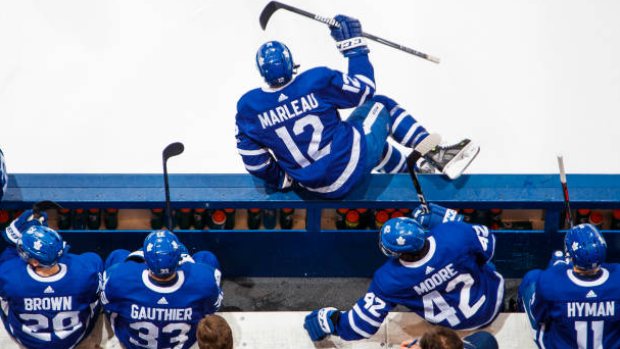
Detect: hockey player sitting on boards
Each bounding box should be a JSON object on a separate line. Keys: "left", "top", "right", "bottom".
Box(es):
{"left": 0, "top": 210, "right": 103, "bottom": 349}
{"left": 102, "top": 230, "right": 223, "bottom": 349}
{"left": 518, "top": 224, "right": 620, "bottom": 349}
{"left": 304, "top": 204, "right": 504, "bottom": 341}
{"left": 235, "top": 14, "right": 479, "bottom": 199}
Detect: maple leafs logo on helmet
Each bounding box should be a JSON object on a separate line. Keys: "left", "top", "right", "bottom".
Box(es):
{"left": 379, "top": 217, "right": 426, "bottom": 258}
{"left": 256, "top": 41, "right": 296, "bottom": 86}
{"left": 143, "top": 230, "right": 182, "bottom": 278}
{"left": 565, "top": 224, "right": 607, "bottom": 271}
{"left": 17, "top": 226, "right": 68, "bottom": 267}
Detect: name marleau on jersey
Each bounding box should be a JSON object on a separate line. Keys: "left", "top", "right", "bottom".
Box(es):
{"left": 257, "top": 93, "right": 319, "bottom": 129}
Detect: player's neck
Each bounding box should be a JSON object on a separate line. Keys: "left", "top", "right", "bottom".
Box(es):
{"left": 34, "top": 264, "right": 61, "bottom": 277}
{"left": 573, "top": 266, "right": 602, "bottom": 280}
{"left": 148, "top": 272, "right": 178, "bottom": 285}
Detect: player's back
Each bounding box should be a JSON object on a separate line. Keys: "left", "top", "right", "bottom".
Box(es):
{"left": 236, "top": 67, "right": 366, "bottom": 192}
{"left": 102, "top": 259, "right": 222, "bottom": 349}
{"left": 535, "top": 263, "right": 620, "bottom": 349}
{"left": 371, "top": 222, "right": 504, "bottom": 330}
{"left": 0, "top": 248, "right": 102, "bottom": 349}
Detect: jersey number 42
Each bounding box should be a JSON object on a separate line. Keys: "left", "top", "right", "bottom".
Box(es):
{"left": 422, "top": 273, "right": 486, "bottom": 327}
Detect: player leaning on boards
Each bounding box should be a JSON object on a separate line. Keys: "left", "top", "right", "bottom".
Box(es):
{"left": 518, "top": 224, "right": 620, "bottom": 348}
{"left": 102, "top": 229, "right": 224, "bottom": 349}
{"left": 304, "top": 204, "right": 504, "bottom": 341}
{"left": 0, "top": 210, "right": 103, "bottom": 349}
{"left": 235, "top": 14, "right": 479, "bottom": 199}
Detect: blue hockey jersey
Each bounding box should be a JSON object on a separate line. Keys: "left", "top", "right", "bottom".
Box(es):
{"left": 236, "top": 55, "right": 376, "bottom": 198}
{"left": 0, "top": 147, "right": 6, "bottom": 202}
{"left": 528, "top": 262, "right": 620, "bottom": 349}
{"left": 335, "top": 222, "right": 504, "bottom": 340}
{"left": 102, "top": 254, "right": 223, "bottom": 349}
{"left": 0, "top": 247, "right": 103, "bottom": 349}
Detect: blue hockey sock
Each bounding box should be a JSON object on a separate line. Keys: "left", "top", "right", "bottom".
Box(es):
{"left": 371, "top": 95, "right": 430, "bottom": 148}
{"left": 373, "top": 142, "right": 408, "bottom": 173}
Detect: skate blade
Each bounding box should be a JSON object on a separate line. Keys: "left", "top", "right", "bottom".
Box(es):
{"left": 443, "top": 142, "right": 480, "bottom": 180}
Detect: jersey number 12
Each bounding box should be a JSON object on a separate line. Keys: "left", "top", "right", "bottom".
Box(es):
{"left": 275, "top": 115, "right": 331, "bottom": 168}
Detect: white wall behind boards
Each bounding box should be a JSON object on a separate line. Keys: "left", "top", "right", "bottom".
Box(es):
{"left": 0, "top": 0, "right": 619, "bottom": 174}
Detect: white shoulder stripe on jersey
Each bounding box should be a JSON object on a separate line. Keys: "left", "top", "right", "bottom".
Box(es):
{"left": 567, "top": 268, "right": 609, "bottom": 287}
{"left": 238, "top": 148, "right": 268, "bottom": 156}
{"left": 354, "top": 74, "right": 376, "bottom": 90}
{"left": 347, "top": 310, "right": 373, "bottom": 338}
{"left": 244, "top": 159, "right": 271, "bottom": 172}
{"left": 303, "top": 128, "right": 361, "bottom": 194}
{"left": 353, "top": 304, "right": 382, "bottom": 327}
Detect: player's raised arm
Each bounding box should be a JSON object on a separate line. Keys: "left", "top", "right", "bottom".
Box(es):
{"left": 325, "top": 15, "right": 376, "bottom": 109}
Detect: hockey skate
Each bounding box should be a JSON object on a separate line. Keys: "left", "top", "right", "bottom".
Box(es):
{"left": 422, "top": 139, "right": 480, "bottom": 180}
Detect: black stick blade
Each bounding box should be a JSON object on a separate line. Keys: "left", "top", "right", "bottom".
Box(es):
{"left": 259, "top": 1, "right": 283, "bottom": 30}
{"left": 163, "top": 142, "right": 185, "bottom": 161}
{"left": 33, "top": 200, "right": 64, "bottom": 218}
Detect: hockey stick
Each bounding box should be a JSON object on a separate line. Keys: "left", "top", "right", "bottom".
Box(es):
{"left": 557, "top": 154, "right": 574, "bottom": 228}
{"left": 406, "top": 151, "right": 430, "bottom": 214}
{"left": 259, "top": 1, "right": 440, "bottom": 64}
{"left": 163, "top": 142, "right": 185, "bottom": 231}
{"left": 32, "top": 200, "right": 64, "bottom": 220}
{"left": 405, "top": 134, "right": 441, "bottom": 213}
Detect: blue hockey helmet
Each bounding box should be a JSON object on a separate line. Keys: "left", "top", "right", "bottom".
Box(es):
{"left": 143, "top": 230, "right": 182, "bottom": 278}
{"left": 379, "top": 217, "right": 426, "bottom": 258}
{"left": 17, "top": 225, "right": 68, "bottom": 267}
{"left": 256, "top": 41, "right": 296, "bottom": 86}
{"left": 565, "top": 223, "right": 607, "bottom": 271}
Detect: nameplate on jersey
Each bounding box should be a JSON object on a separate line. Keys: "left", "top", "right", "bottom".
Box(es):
{"left": 413, "top": 263, "right": 458, "bottom": 296}
{"left": 567, "top": 301, "right": 615, "bottom": 318}
{"left": 257, "top": 93, "right": 319, "bottom": 129}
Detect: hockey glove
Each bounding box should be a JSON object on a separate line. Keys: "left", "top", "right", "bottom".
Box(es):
{"left": 3, "top": 209, "right": 48, "bottom": 245}
{"left": 413, "top": 203, "right": 463, "bottom": 230}
{"left": 330, "top": 15, "right": 369, "bottom": 57}
{"left": 304, "top": 307, "right": 339, "bottom": 341}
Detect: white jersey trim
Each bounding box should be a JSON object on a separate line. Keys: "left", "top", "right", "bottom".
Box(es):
{"left": 244, "top": 158, "right": 271, "bottom": 172}
{"left": 353, "top": 304, "right": 382, "bottom": 327}
{"left": 303, "top": 128, "right": 362, "bottom": 194}
{"left": 399, "top": 237, "right": 436, "bottom": 268}
{"left": 373, "top": 143, "right": 393, "bottom": 172}
{"left": 27, "top": 263, "right": 68, "bottom": 282}
{"left": 566, "top": 268, "right": 609, "bottom": 287}
{"left": 354, "top": 74, "right": 376, "bottom": 90}
{"left": 238, "top": 148, "right": 268, "bottom": 156}
{"left": 142, "top": 270, "right": 185, "bottom": 293}
{"left": 347, "top": 310, "right": 372, "bottom": 338}
{"left": 457, "top": 270, "right": 505, "bottom": 331}
{"left": 362, "top": 102, "right": 384, "bottom": 135}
